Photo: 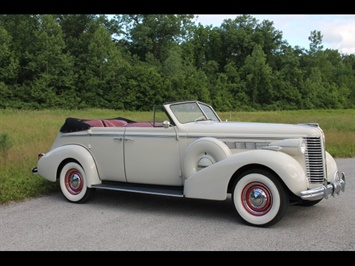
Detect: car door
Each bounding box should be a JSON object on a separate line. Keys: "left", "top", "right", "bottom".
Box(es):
{"left": 88, "top": 127, "right": 126, "bottom": 182}
{"left": 124, "top": 125, "right": 182, "bottom": 186}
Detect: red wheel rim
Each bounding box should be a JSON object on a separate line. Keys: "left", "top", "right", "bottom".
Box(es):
{"left": 241, "top": 181, "right": 273, "bottom": 216}
{"left": 64, "top": 168, "right": 84, "bottom": 195}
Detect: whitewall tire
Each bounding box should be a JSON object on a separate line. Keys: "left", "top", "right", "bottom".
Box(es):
{"left": 232, "top": 169, "right": 288, "bottom": 227}
{"left": 59, "top": 161, "right": 94, "bottom": 203}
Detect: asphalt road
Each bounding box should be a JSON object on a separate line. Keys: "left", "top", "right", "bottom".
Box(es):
{"left": 0, "top": 158, "right": 354, "bottom": 251}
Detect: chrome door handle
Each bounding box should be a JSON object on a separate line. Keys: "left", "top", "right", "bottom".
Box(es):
{"left": 113, "top": 137, "right": 134, "bottom": 141}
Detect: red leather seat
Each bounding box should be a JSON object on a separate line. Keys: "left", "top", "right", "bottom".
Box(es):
{"left": 102, "top": 120, "right": 128, "bottom": 127}
{"left": 84, "top": 120, "right": 105, "bottom": 127}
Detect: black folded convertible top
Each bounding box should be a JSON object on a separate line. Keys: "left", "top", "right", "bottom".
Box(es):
{"left": 60, "top": 117, "right": 136, "bottom": 133}
{"left": 60, "top": 117, "right": 90, "bottom": 133}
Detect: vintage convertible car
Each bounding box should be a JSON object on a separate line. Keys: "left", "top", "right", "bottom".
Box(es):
{"left": 32, "top": 100, "right": 346, "bottom": 227}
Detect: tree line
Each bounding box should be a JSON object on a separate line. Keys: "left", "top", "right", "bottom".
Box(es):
{"left": 0, "top": 14, "right": 354, "bottom": 111}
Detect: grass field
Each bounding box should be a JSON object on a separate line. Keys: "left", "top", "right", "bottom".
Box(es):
{"left": 0, "top": 108, "right": 354, "bottom": 205}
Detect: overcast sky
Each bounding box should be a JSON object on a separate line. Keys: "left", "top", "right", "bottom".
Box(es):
{"left": 195, "top": 14, "right": 355, "bottom": 55}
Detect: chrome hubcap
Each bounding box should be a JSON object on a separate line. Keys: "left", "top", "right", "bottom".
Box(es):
{"left": 69, "top": 173, "right": 81, "bottom": 189}
{"left": 249, "top": 188, "right": 268, "bottom": 208}
{"left": 242, "top": 182, "right": 272, "bottom": 216}
{"left": 65, "top": 168, "right": 83, "bottom": 195}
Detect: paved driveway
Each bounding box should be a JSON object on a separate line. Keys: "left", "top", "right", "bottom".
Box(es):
{"left": 0, "top": 158, "right": 354, "bottom": 251}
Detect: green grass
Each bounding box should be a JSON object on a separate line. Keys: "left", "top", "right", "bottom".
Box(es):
{"left": 0, "top": 108, "right": 354, "bottom": 205}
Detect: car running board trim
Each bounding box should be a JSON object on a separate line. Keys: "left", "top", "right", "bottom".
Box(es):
{"left": 91, "top": 182, "right": 184, "bottom": 197}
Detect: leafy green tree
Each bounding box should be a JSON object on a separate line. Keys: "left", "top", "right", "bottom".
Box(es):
{"left": 341, "top": 53, "right": 355, "bottom": 108}
{"left": 80, "top": 25, "right": 124, "bottom": 108}
{"left": 0, "top": 15, "right": 41, "bottom": 108}
{"left": 211, "top": 72, "right": 234, "bottom": 111}
{"left": 223, "top": 62, "right": 250, "bottom": 111}
{"left": 160, "top": 43, "right": 211, "bottom": 104}
{"left": 122, "top": 60, "right": 166, "bottom": 110}
{"left": 218, "top": 15, "right": 283, "bottom": 70}
{"left": 239, "top": 45, "right": 274, "bottom": 108}
{"left": 57, "top": 14, "right": 102, "bottom": 107}
{"left": 301, "top": 34, "right": 352, "bottom": 109}
{"left": 0, "top": 24, "right": 19, "bottom": 108}
{"left": 0, "top": 14, "right": 354, "bottom": 111}
{"left": 308, "top": 30, "right": 324, "bottom": 53}
{"left": 270, "top": 46, "right": 303, "bottom": 109}
{"left": 118, "top": 14, "right": 195, "bottom": 62}
{"left": 185, "top": 24, "right": 224, "bottom": 71}
{"left": 32, "top": 15, "right": 77, "bottom": 108}
{"left": 0, "top": 15, "right": 76, "bottom": 108}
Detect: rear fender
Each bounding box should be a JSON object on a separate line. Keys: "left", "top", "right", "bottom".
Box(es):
{"left": 37, "top": 145, "right": 101, "bottom": 187}
{"left": 184, "top": 149, "right": 307, "bottom": 200}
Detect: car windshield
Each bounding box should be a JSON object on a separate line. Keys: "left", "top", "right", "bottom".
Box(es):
{"left": 170, "top": 102, "right": 220, "bottom": 124}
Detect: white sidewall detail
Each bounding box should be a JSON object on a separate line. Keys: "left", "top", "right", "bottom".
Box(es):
{"left": 183, "top": 137, "right": 231, "bottom": 178}
{"left": 60, "top": 162, "right": 88, "bottom": 202}
{"left": 233, "top": 173, "right": 281, "bottom": 225}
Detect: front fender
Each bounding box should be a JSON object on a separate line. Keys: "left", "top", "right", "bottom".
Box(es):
{"left": 184, "top": 149, "right": 308, "bottom": 200}
{"left": 37, "top": 145, "right": 101, "bottom": 187}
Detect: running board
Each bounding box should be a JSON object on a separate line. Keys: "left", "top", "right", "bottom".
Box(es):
{"left": 91, "top": 181, "right": 184, "bottom": 197}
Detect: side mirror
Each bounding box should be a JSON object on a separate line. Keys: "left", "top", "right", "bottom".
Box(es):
{"left": 163, "top": 120, "right": 170, "bottom": 128}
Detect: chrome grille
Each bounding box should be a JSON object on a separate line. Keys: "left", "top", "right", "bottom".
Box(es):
{"left": 304, "top": 137, "right": 325, "bottom": 183}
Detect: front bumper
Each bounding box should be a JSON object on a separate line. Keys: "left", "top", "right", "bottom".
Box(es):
{"left": 300, "top": 171, "right": 346, "bottom": 201}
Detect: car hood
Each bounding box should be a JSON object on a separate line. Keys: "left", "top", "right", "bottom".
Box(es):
{"left": 183, "top": 120, "right": 323, "bottom": 140}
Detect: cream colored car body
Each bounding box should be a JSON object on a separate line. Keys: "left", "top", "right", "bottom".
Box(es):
{"left": 33, "top": 100, "right": 346, "bottom": 227}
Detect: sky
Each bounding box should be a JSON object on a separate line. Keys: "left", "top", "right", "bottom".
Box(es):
{"left": 194, "top": 15, "right": 355, "bottom": 55}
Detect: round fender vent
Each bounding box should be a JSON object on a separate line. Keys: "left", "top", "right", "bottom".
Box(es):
{"left": 197, "top": 156, "right": 214, "bottom": 169}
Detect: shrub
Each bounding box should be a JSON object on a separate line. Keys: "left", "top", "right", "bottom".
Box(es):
{"left": 0, "top": 132, "right": 13, "bottom": 154}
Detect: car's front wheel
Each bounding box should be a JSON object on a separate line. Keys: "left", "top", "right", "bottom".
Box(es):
{"left": 232, "top": 169, "right": 288, "bottom": 227}
{"left": 59, "top": 161, "right": 94, "bottom": 203}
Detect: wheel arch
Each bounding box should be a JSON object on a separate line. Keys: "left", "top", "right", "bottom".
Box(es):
{"left": 56, "top": 158, "right": 80, "bottom": 180}
{"left": 227, "top": 163, "right": 292, "bottom": 197}
{"left": 226, "top": 150, "right": 309, "bottom": 197}
{"left": 39, "top": 145, "right": 102, "bottom": 187}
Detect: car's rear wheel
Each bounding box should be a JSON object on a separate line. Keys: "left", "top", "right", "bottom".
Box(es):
{"left": 232, "top": 169, "right": 288, "bottom": 227}
{"left": 59, "top": 161, "right": 94, "bottom": 203}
